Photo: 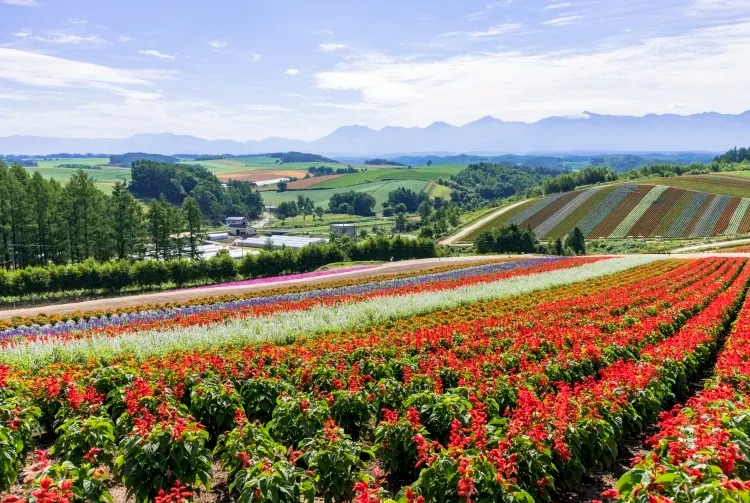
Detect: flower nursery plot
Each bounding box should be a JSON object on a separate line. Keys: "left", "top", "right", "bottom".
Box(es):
{"left": 5, "top": 256, "right": 750, "bottom": 503}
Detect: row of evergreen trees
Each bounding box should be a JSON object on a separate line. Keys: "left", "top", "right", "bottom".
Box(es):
{"left": 0, "top": 163, "right": 206, "bottom": 270}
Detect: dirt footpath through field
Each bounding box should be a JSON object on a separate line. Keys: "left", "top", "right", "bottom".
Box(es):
{"left": 0, "top": 256, "right": 509, "bottom": 320}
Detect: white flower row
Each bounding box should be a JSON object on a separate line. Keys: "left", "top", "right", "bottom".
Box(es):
{"left": 3, "top": 256, "right": 663, "bottom": 369}
{"left": 610, "top": 185, "right": 669, "bottom": 239}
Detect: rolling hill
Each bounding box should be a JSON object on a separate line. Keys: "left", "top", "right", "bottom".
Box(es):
{"left": 463, "top": 177, "right": 750, "bottom": 242}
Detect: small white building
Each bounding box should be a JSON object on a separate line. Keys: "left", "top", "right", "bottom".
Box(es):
{"left": 330, "top": 223, "right": 358, "bottom": 237}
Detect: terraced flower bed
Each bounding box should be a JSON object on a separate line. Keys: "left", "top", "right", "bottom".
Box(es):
{"left": 5, "top": 256, "right": 750, "bottom": 502}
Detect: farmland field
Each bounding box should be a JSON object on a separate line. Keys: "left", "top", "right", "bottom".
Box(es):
{"left": 463, "top": 182, "right": 750, "bottom": 242}
{"left": 261, "top": 179, "right": 431, "bottom": 208}
{"left": 5, "top": 255, "right": 750, "bottom": 502}
{"left": 21, "top": 157, "right": 131, "bottom": 192}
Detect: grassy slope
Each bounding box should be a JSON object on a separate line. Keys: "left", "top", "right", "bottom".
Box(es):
{"left": 261, "top": 179, "right": 430, "bottom": 208}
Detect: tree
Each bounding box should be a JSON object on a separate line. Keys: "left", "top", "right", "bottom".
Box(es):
{"left": 275, "top": 201, "right": 299, "bottom": 223}
{"left": 182, "top": 196, "right": 203, "bottom": 259}
{"left": 394, "top": 212, "right": 407, "bottom": 232}
{"left": 314, "top": 206, "right": 325, "bottom": 221}
{"left": 426, "top": 160, "right": 433, "bottom": 167}
{"left": 62, "top": 170, "right": 106, "bottom": 263}
{"left": 107, "top": 182, "right": 147, "bottom": 260}
{"left": 553, "top": 237, "right": 564, "bottom": 256}
{"left": 297, "top": 195, "right": 315, "bottom": 221}
{"left": 418, "top": 200, "right": 433, "bottom": 222}
{"left": 566, "top": 227, "right": 586, "bottom": 255}
{"left": 277, "top": 180, "right": 288, "bottom": 192}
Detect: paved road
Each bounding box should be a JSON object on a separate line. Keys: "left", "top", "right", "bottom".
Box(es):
{"left": 439, "top": 200, "right": 529, "bottom": 246}
{"left": 671, "top": 237, "right": 750, "bottom": 253}
{"left": 0, "top": 255, "right": 510, "bottom": 320}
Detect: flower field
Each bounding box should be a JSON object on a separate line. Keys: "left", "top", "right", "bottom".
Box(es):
{"left": 466, "top": 183, "right": 750, "bottom": 241}
{"left": 4, "top": 255, "right": 750, "bottom": 502}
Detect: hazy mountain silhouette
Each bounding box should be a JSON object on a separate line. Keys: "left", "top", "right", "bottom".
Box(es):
{"left": 1, "top": 111, "right": 748, "bottom": 155}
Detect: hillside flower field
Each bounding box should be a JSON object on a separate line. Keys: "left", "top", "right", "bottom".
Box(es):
{"left": 3, "top": 255, "right": 750, "bottom": 502}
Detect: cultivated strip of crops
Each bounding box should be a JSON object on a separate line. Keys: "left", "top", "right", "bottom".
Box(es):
{"left": 610, "top": 185, "right": 669, "bottom": 238}
{"left": 577, "top": 185, "right": 633, "bottom": 236}
{"left": 665, "top": 191, "right": 710, "bottom": 237}
{"left": 690, "top": 194, "right": 732, "bottom": 238}
{"left": 592, "top": 185, "right": 654, "bottom": 238}
{"left": 546, "top": 185, "right": 618, "bottom": 239}
{"left": 726, "top": 198, "right": 750, "bottom": 235}
{"left": 533, "top": 187, "right": 601, "bottom": 238}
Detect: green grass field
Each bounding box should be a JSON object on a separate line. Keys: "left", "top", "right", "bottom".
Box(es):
{"left": 22, "top": 158, "right": 130, "bottom": 193}
{"left": 262, "top": 179, "right": 431, "bottom": 209}
{"left": 311, "top": 165, "right": 464, "bottom": 189}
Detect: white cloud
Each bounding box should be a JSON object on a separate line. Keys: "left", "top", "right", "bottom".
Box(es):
{"left": 284, "top": 68, "right": 299, "bottom": 75}
{"left": 139, "top": 49, "right": 175, "bottom": 60}
{"left": 208, "top": 40, "right": 229, "bottom": 50}
{"left": 442, "top": 23, "right": 523, "bottom": 38}
{"left": 542, "top": 15, "right": 582, "bottom": 25}
{"left": 544, "top": 2, "right": 574, "bottom": 9}
{"left": 1, "top": 0, "right": 39, "bottom": 6}
{"left": 253, "top": 53, "right": 262, "bottom": 62}
{"left": 691, "top": 0, "right": 750, "bottom": 8}
{"left": 33, "top": 34, "right": 105, "bottom": 44}
{"left": 0, "top": 48, "right": 162, "bottom": 99}
{"left": 318, "top": 43, "right": 347, "bottom": 52}
{"left": 65, "top": 18, "right": 87, "bottom": 24}
{"left": 313, "top": 21, "right": 750, "bottom": 127}
{"left": 118, "top": 36, "right": 133, "bottom": 43}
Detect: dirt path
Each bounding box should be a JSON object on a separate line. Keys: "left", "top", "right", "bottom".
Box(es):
{"left": 671, "top": 237, "right": 750, "bottom": 253}
{"left": 439, "top": 200, "right": 530, "bottom": 246}
{"left": 0, "top": 255, "right": 508, "bottom": 320}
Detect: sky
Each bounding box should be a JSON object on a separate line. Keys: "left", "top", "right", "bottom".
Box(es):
{"left": 1, "top": 0, "right": 749, "bottom": 141}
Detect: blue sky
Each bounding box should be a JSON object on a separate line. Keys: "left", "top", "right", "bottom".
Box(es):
{"left": 1, "top": 0, "right": 749, "bottom": 140}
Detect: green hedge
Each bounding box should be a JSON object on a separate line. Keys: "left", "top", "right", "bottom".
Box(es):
{"left": 0, "top": 236, "right": 437, "bottom": 299}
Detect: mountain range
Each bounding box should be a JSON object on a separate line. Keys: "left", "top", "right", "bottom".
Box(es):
{"left": 2, "top": 111, "right": 749, "bottom": 156}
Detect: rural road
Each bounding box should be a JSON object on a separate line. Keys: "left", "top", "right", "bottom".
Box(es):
{"left": 671, "top": 237, "right": 750, "bottom": 253}
{"left": 439, "top": 200, "right": 530, "bottom": 246}
{"left": 0, "top": 255, "right": 511, "bottom": 320}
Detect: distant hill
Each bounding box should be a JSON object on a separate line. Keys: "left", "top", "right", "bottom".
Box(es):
{"left": 0, "top": 110, "right": 747, "bottom": 155}
{"left": 110, "top": 152, "right": 179, "bottom": 166}
{"left": 464, "top": 176, "right": 750, "bottom": 242}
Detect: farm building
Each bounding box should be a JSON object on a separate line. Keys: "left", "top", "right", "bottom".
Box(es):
{"left": 235, "top": 235, "right": 328, "bottom": 250}
{"left": 225, "top": 216, "right": 255, "bottom": 237}
{"left": 330, "top": 223, "right": 358, "bottom": 237}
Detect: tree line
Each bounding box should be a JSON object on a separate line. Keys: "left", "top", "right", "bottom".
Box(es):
{"left": 474, "top": 223, "right": 585, "bottom": 255}
{"left": 0, "top": 235, "right": 437, "bottom": 300}
{"left": 0, "top": 162, "right": 212, "bottom": 269}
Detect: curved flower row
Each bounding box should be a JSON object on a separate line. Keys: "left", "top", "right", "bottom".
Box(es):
{"left": 0, "top": 258, "right": 560, "bottom": 342}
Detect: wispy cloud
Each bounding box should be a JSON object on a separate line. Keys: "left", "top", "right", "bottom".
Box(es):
{"left": 284, "top": 68, "right": 299, "bottom": 75}
{"left": 208, "top": 39, "right": 229, "bottom": 50}
{"left": 442, "top": 23, "right": 523, "bottom": 39}
{"left": 15, "top": 32, "right": 107, "bottom": 44}
{"left": 542, "top": 15, "right": 582, "bottom": 25}
{"left": 139, "top": 49, "right": 175, "bottom": 60}
{"left": 318, "top": 43, "right": 347, "bottom": 52}
{"left": 64, "top": 18, "right": 88, "bottom": 24}
{"left": 465, "top": 1, "right": 513, "bottom": 21}
{"left": 544, "top": 2, "right": 574, "bottom": 9}
{"left": 0, "top": 48, "right": 163, "bottom": 101}
{"left": 1, "top": 0, "right": 39, "bottom": 6}
{"left": 253, "top": 53, "right": 262, "bottom": 62}
{"left": 117, "top": 36, "right": 133, "bottom": 43}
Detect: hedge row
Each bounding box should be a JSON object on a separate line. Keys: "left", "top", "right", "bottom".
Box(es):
{"left": 0, "top": 236, "right": 437, "bottom": 300}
